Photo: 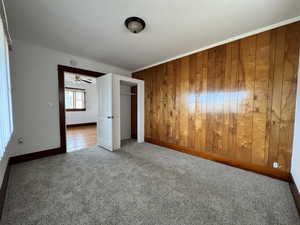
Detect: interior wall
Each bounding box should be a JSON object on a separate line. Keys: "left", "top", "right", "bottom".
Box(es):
{"left": 7, "top": 39, "right": 131, "bottom": 157}
{"left": 133, "top": 21, "right": 300, "bottom": 175}
{"left": 65, "top": 81, "right": 98, "bottom": 125}
{"left": 291, "top": 56, "right": 300, "bottom": 189}
{"left": 120, "top": 85, "right": 132, "bottom": 140}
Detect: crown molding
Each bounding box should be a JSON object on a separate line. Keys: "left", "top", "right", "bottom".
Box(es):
{"left": 133, "top": 16, "right": 300, "bottom": 73}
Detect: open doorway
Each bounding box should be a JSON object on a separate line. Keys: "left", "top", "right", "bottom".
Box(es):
{"left": 64, "top": 73, "right": 98, "bottom": 152}
{"left": 58, "top": 67, "right": 144, "bottom": 153}
{"left": 57, "top": 65, "right": 104, "bottom": 153}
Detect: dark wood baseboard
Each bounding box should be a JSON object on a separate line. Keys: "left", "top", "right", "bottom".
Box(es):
{"left": 145, "top": 138, "right": 291, "bottom": 182}
{"left": 0, "top": 158, "right": 11, "bottom": 221}
{"left": 0, "top": 138, "right": 296, "bottom": 222}
{"left": 66, "top": 122, "right": 97, "bottom": 128}
{"left": 0, "top": 147, "right": 64, "bottom": 221}
{"left": 9, "top": 148, "right": 63, "bottom": 165}
{"left": 290, "top": 175, "right": 300, "bottom": 216}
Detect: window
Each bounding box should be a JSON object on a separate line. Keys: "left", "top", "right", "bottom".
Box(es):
{"left": 65, "top": 88, "right": 86, "bottom": 111}
{"left": 0, "top": 16, "right": 13, "bottom": 159}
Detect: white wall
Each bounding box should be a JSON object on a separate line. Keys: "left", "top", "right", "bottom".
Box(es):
{"left": 65, "top": 81, "right": 98, "bottom": 125}
{"left": 291, "top": 57, "right": 300, "bottom": 189}
{"left": 120, "top": 85, "right": 131, "bottom": 140}
{"left": 7, "top": 39, "right": 131, "bottom": 157}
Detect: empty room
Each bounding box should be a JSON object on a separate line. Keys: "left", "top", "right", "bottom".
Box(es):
{"left": 1, "top": 1, "right": 300, "bottom": 225}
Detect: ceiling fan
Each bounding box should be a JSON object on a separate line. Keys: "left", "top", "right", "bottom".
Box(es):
{"left": 75, "top": 75, "right": 92, "bottom": 84}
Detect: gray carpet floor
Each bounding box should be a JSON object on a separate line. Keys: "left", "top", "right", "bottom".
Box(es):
{"left": 1, "top": 140, "right": 299, "bottom": 225}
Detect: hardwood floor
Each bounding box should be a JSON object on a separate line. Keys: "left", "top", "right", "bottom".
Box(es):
{"left": 66, "top": 125, "right": 97, "bottom": 152}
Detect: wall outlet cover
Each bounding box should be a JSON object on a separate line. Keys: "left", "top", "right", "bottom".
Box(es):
{"left": 17, "top": 137, "right": 24, "bottom": 144}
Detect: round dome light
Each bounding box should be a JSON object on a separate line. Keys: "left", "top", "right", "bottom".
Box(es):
{"left": 125, "top": 17, "right": 146, "bottom": 34}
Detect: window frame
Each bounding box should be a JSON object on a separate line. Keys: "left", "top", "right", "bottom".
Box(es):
{"left": 65, "top": 87, "right": 86, "bottom": 111}
{"left": 0, "top": 15, "right": 13, "bottom": 159}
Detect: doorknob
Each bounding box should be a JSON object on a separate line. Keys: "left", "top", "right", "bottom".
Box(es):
{"left": 107, "top": 116, "right": 114, "bottom": 119}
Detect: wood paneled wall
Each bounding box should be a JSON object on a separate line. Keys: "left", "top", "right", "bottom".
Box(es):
{"left": 133, "top": 22, "right": 300, "bottom": 178}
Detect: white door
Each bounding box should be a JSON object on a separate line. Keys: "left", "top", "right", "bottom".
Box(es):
{"left": 97, "top": 74, "right": 114, "bottom": 151}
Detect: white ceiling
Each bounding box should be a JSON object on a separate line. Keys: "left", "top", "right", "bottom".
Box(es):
{"left": 6, "top": 0, "right": 300, "bottom": 71}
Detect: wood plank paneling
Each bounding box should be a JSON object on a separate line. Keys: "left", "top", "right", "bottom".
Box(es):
{"left": 278, "top": 23, "right": 300, "bottom": 170}
{"left": 133, "top": 22, "right": 300, "bottom": 174}
{"left": 236, "top": 36, "right": 256, "bottom": 163}
{"left": 268, "top": 26, "right": 287, "bottom": 169}
{"left": 252, "top": 31, "right": 271, "bottom": 165}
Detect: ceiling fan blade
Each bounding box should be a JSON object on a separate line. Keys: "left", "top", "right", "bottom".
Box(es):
{"left": 81, "top": 79, "right": 92, "bottom": 83}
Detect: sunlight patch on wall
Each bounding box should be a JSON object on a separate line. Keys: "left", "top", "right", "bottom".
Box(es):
{"left": 188, "top": 91, "right": 249, "bottom": 113}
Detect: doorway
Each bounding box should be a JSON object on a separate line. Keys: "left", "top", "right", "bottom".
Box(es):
{"left": 57, "top": 65, "right": 104, "bottom": 153}
{"left": 58, "top": 67, "right": 144, "bottom": 153}
{"left": 96, "top": 74, "right": 144, "bottom": 151}
{"left": 64, "top": 73, "right": 98, "bottom": 151}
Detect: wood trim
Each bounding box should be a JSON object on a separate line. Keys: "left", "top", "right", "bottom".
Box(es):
{"left": 145, "top": 138, "right": 291, "bottom": 182}
{"left": 58, "top": 65, "right": 105, "bottom": 77}
{"left": 66, "top": 122, "right": 97, "bottom": 128}
{"left": 0, "top": 147, "right": 64, "bottom": 220}
{"left": 9, "top": 148, "right": 63, "bottom": 165}
{"left": 131, "top": 86, "right": 137, "bottom": 139}
{"left": 66, "top": 108, "right": 86, "bottom": 112}
{"left": 58, "top": 67, "right": 67, "bottom": 153}
{"left": 65, "top": 87, "right": 86, "bottom": 91}
{"left": 58, "top": 65, "right": 104, "bottom": 154}
{"left": 290, "top": 175, "right": 300, "bottom": 216}
{"left": 0, "top": 159, "right": 10, "bottom": 221}
{"left": 133, "top": 17, "right": 300, "bottom": 73}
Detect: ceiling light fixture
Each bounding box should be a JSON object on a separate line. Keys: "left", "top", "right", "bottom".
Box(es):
{"left": 125, "top": 17, "right": 146, "bottom": 34}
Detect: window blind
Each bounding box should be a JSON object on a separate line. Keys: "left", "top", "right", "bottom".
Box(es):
{"left": 0, "top": 15, "right": 13, "bottom": 159}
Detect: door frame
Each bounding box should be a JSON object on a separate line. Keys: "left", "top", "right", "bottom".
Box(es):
{"left": 112, "top": 74, "right": 144, "bottom": 149}
{"left": 57, "top": 65, "right": 104, "bottom": 153}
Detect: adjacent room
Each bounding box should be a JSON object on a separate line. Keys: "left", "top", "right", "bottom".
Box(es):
{"left": 63, "top": 71, "right": 138, "bottom": 152}
{"left": 64, "top": 72, "right": 98, "bottom": 152}
{"left": 1, "top": 1, "right": 300, "bottom": 225}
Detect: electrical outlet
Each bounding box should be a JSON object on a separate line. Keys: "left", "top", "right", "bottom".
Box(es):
{"left": 273, "top": 162, "right": 280, "bottom": 168}
{"left": 17, "top": 137, "right": 24, "bottom": 144}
